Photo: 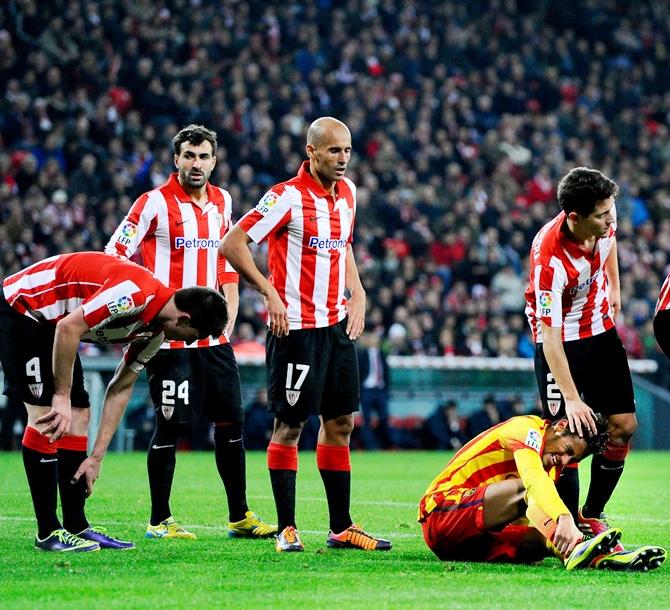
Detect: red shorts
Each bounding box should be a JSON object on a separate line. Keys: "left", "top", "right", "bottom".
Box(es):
{"left": 421, "top": 485, "right": 532, "bottom": 562}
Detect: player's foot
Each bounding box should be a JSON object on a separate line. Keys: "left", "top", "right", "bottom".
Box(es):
{"left": 228, "top": 510, "right": 278, "bottom": 538}
{"left": 564, "top": 527, "right": 622, "bottom": 571}
{"left": 35, "top": 528, "right": 100, "bottom": 552}
{"left": 145, "top": 516, "right": 197, "bottom": 539}
{"left": 578, "top": 509, "right": 624, "bottom": 552}
{"left": 326, "top": 524, "right": 392, "bottom": 551}
{"left": 593, "top": 545, "right": 667, "bottom": 572}
{"left": 77, "top": 526, "right": 135, "bottom": 549}
{"left": 275, "top": 526, "right": 304, "bottom": 552}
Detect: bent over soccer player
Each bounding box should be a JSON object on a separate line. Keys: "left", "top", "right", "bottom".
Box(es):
{"left": 418, "top": 415, "right": 666, "bottom": 571}
{"left": 0, "top": 252, "right": 228, "bottom": 552}
{"left": 221, "top": 116, "right": 391, "bottom": 552}
{"left": 106, "top": 124, "right": 275, "bottom": 540}
{"left": 525, "top": 167, "right": 637, "bottom": 545}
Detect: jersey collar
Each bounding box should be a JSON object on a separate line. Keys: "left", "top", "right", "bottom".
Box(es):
{"left": 296, "top": 161, "right": 342, "bottom": 198}
{"left": 166, "top": 173, "right": 216, "bottom": 207}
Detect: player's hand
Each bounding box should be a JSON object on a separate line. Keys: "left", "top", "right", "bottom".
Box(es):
{"left": 564, "top": 397, "right": 598, "bottom": 437}
{"left": 554, "top": 514, "right": 583, "bottom": 556}
{"left": 72, "top": 456, "right": 102, "bottom": 497}
{"left": 608, "top": 290, "right": 621, "bottom": 320}
{"left": 35, "top": 395, "right": 72, "bottom": 442}
{"left": 264, "top": 288, "right": 289, "bottom": 337}
{"left": 345, "top": 290, "right": 366, "bottom": 340}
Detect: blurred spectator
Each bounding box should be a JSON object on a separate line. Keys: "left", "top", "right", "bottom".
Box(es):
{"left": 244, "top": 387, "right": 273, "bottom": 450}
{"left": 467, "top": 395, "right": 502, "bottom": 439}
{"left": 357, "top": 330, "right": 394, "bottom": 449}
{"left": 421, "top": 400, "right": 467, "bottom": 450}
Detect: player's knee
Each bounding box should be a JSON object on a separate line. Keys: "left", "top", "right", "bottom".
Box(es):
{"left": 70, "top": 407, "right": 90, "bottom": 433}
{"left": 324, "top": 413, "right": 354, "bottom": 437}
{"left": 271, "top": 419, "right": 304, "bottom": 445}
{"left": 213, "top": 422, "right": 243, "bottom": 443}
{"left": 607, "top": 414, "right": 637, "bottom": 443}
{"left": 153, "top": 420, "right": 184, "bottom": 445}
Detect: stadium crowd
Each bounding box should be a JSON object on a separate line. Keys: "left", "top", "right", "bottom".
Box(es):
{"left": 1, "top": 0, "right": 669, "bottom": 383}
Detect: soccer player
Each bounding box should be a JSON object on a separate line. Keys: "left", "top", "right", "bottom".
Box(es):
{"left": 105, "top": 124, "right": 275, "bottom": 540}
{"left": 525, "top": 167, "right": 637, "bottom": 541}
{"left": 220, "top": 117, "right": 391, "bottom": 552}
{"left": 0, "top": 251, "right": 228, "bottom": 552}
{"left": 418, "top": 414, "right": 666, "bottom": 571}
{"left": 653, "top": 272, "right": 670, "bottom": 359}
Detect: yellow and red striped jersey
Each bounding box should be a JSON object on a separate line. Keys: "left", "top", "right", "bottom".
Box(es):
{"left": 418, "top": 415, "right": 569, "bottom": 523}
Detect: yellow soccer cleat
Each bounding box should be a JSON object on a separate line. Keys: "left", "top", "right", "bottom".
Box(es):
{"left": 145, "top": 516, "right": 197, "bottom": 540}
{"left": 228, "top": 511, "right": 278, "bottom": 538}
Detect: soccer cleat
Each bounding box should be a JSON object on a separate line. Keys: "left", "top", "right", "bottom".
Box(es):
{"left": 564, "top": 527, "right": 622, "bottom": 571}
{"left": 275, "top": 526, "right": 304, "bottom": 552}
{"left": 578, "top": 509, "right": 624, "bottom": 552}
{"left": 593, "top": 545, "right": 667, "bottom": 572}
{"left": 145, "top": 516, "right": 197, "bottom": 539}
{"left": 326, "top": 524, "right": 392, "bottom": 551}
{"left": 77, "top": 526, "right": 135, "bottom": 550}
{"left": 228, "top": 511, "right": 278, "bottom": 538}
{"left": 35, "top": 528, "right": 100, "bottom": 552}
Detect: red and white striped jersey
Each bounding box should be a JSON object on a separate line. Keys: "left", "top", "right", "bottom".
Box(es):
{"left": 2, "top": 252, "right": 174, "bottom": 372}
{"left": 105, "top": 173, "right": 237, "bottom": 349}
{"left": 237, "top": 161, "right": 356, "bottom": 330}
{"left": 525, "top": 211, "right": 617, "bottom": 342}
{"left": 656, "top": 273, "right": 670, "bottom": 315}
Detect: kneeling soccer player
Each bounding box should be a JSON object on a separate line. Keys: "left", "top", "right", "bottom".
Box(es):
{"left": 418, "top": 414, "right": 666, "bottom": 571}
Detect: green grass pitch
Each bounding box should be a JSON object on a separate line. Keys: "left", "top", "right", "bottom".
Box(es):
{"left": 0, "top": 450, "right": 668, "bottom": 609}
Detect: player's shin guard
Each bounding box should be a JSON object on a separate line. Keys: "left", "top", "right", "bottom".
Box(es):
{"left": 317, "top": 444, "right": 352, "bottom": 534}
{"left": 267, "top": 442, "right": 298, "bottom": 532}
{"left": 147, "top": 423, "right": 180, "bottom": 525}
{"left": 214, "top": 423, "right": 248, "bottom": 522}
{"left": 555, "top": 463, "right": 579, "bottom": 520}
{"left": 525, "top": 497, "right": 561, "bottom": 557}
{"left": 56, "top": 434, "right": 89, "bottom": 534}
{"left": 22, "top": 426, "right": 61, "bottom": 539}
{"left": 583, "top": 441, "right": 629, "bottom": 518}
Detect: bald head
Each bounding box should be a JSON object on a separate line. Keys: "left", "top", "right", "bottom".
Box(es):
{"left": 307, "top": 117, "right": 351, "bottom": 148}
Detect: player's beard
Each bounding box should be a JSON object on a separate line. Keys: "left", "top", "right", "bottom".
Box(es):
{"left": 180, "top": 168, "right": 209, "bottom": 188}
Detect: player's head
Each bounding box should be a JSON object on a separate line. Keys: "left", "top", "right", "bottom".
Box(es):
{"left": 164, "top": 286, "right": 228, "bottom": 343}
{"left": 306, "top": 117, "right": 351, "bottom": 190}
{"left": 173, "top": 124, "right": 217, "bottom": 189}
{"left": 542, "top": 413, "right": 608, "bottom": 468}
{"left": 557, "top": 167, "right": 618, "bottom": 216}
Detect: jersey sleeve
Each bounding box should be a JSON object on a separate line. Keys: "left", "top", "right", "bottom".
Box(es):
{"left": 501, "top": 420, "right": 570, "bottom": 521}
{"left": 80, "top": 279, "right": 149, "bottom": 330}
{"left": 217, "top": 188, "right": 239, "bottom": 286}
{"left": 123, "top": 333, "right": 164, "bottom": 373}
{"left": 533, "top": 262, "right": 567, "bottom": 328}
{"left": 238, "top": 187, "right": 294, "bottom": 244}
{"left": 105, "top": 192, "right": 157, "bottom": 259}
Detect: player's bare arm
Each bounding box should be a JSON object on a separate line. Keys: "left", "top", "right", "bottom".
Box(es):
{"left": 220, "top": 225, "right": 289, "bottom": 336}
{"left": 344, "top": 244, "right": 366, "bottom": 340}
{"left": 35, "top": 307, "right": 90, "bottom": 441}
{"left": 220, "top": 282, "right": 239, "bottom": 340}
{"left": 605, "top": 239, "right": 621, "bottom": 320}
{"left": 541, "top": 322, "right": 598, "bottom": 436}
{"left": 72, "top": 359, "right": 140, "bottom": 496}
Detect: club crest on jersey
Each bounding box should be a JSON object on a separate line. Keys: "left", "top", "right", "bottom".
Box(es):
{"left": 286, "top": 390, "right": 300, "bottom": 406}
{"left": 29, "top": 383, "right": 43, "bottom": 399}
{"left": 162, "top": 405, "right": 174, "bottom": 420}
{"left": 548, "top": 399, "right": 561, "bottom": 416}
{"left": 107, "top": 295, "right": 135, "bottom": 316}
{"left": 255, "top": 191, "right": 279, "bottom": 215}
{"left": 525, "top": 428, "right": 542, "bottom": 453}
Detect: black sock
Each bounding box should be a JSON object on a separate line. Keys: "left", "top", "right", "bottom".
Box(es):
{"left": 22, "top": 446, "right": 61, "bottom": 539}
{"left": 147, "top": 424, "right": 180, "bottom": 525}
{"left": 583, "top": 455, "right": 625, "bottom": 517}
{"left": 319, "top": 469, "right": 352, "bottom": 534}
{"left": 214, "top": 425, "right": 248, "bottom": 522}
{"left": 269, "top": 470, "right": 297, "bottom": 532}
{"left": 57, "top": 447, "right": 89, "bottom": 534}
{"left": 555, "top": 466, "right": 580, "bottom": 520}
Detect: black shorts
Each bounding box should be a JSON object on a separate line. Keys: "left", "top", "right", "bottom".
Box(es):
{"left": 266, "top": 318, "right": 360, "bottom": 426}
{"left": 0, "top": 291, "right": 90, "bottom": 408}
{"left": 146, "top": 343, "right": 242, "bottom": 426}
{"left": 654, "top": 310, "right": 670, "bottom": 359}
{"left": 534, "top": 328, "right": 635, "bottom": 419}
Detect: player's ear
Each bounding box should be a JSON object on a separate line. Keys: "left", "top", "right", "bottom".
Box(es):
{"left": 174, "top": 154, "right": 180, "bottom": 168}
{"left": 176, "top": 314, "right": 192, "bottom": 327}
{"left": 554, "top": 418, "right": 569, "bottom": 434}
{"left": 306, "top": 143, "right": 315, "bottom": 159}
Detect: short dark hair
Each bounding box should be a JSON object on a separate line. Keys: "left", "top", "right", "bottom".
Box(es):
{"left": 172, "top": 124, "right": 217, "bottom": 156}
{"left": 173, "top": 286, "right": 228, "bottom": 338}
{"left": 557, "top": 167, "right": 618, "bottom": 217}
{"left": 559, "top": 412, "right": 609, "bottom": 460}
